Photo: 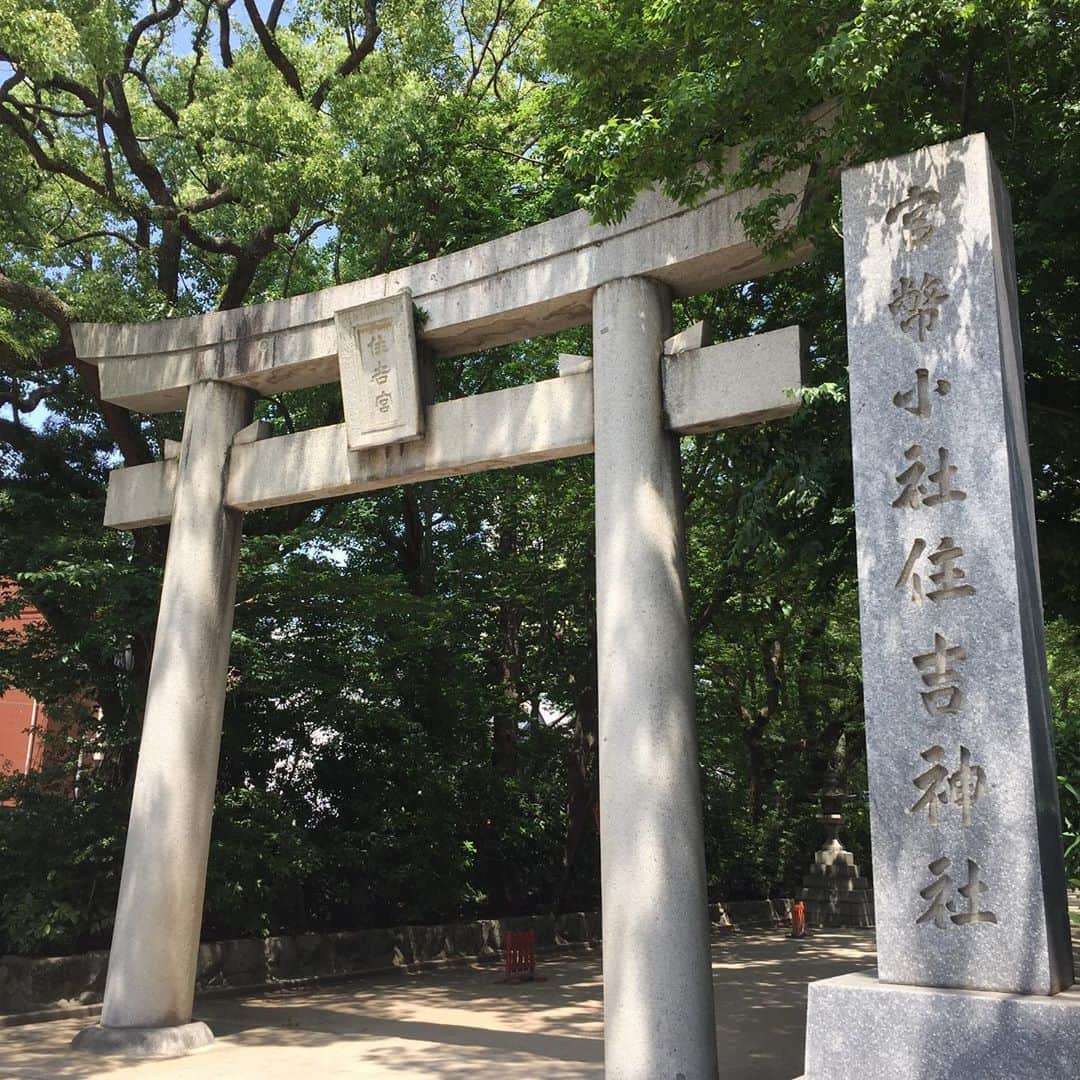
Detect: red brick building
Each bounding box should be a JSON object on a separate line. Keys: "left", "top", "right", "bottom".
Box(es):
{"left": 0, "top": 599, "right": 50, "bottom": 777}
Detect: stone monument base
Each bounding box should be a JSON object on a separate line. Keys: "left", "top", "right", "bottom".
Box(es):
{"left": 71, "top": 1020, "right": 214, "bottom": 1056}
{"left": 802, "top": 971, "right": 1080, "bottom": 1079}
{"left": 801, "top": 838, "right": 874, "bottom": 929}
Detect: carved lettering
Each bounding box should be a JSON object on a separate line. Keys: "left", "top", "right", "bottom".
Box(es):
{"left": 893, "top": 367, "right": 950, "bottom": 418}
{"left": 917, "top": 857, "right": 997, "bottom": 928}
{"left": 888, "top": 273, "right": 950, "bottom": 342}
{"left": 912, "top": 632, "right": 966, "bottom": 716}
{"left": 885, "top": 185, "right": 941, "bottom": 248}
{"left": 897, "top": 536, "right": 977, "bottom": 604}
{"left": 911, "top": 745, "right": 986, "bottom": 826}
{"left": 893, "top": 447, "right": 967, "bottom": 510}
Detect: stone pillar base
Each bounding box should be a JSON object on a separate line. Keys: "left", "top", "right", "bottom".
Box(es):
{"left": 71, "top": 1020, "right": 214, "bottom": 1056}
{"left": 802, "top": 971, "right": 1080, "bottom": 1079}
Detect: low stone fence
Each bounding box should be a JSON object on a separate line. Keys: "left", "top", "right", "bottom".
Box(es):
{"left": 709, "top": 899, "right": 791, "bottom": 929}
{"left": 0, "top": 899, "right": 792, "bottom": 1022}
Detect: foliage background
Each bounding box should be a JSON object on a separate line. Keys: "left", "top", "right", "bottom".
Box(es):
{"left": 0, "top": 0, "right": 1076, "bottom": 955}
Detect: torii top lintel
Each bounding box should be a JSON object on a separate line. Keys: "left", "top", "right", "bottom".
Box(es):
{"left": 70, "top": 169, "right": 811, "bottom": 414}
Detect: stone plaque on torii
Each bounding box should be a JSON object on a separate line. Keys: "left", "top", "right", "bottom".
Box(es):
{"left": 69, "top": 165, "right": 811, "bottom": 1076}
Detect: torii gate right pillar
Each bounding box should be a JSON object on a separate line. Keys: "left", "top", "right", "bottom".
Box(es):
{"left": 593, "top": 276, "right": 719, "bottom": 1079}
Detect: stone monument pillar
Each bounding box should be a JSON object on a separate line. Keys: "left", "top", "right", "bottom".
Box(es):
{"left": 73, "top": 380, "right": 254, "bottom": 1055}
{"left": 803, "top": 134, "right": 1079, "bottom": 1078}
{"left": 593, "top": 277, "right": 719, "bottom": 1079}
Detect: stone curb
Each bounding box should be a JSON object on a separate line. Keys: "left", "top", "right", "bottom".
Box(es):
{"left": 0, "top": 900, "right": 795, "bottom": 1023}
{"left": 0, "top": 939, "right": 601, "bottom": 1029}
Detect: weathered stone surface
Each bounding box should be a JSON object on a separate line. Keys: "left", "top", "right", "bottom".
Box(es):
{"left": 336, "top": 290, "right": 424, "bottom": 452}
{"left": 801, "top": 839, "right": 875, "bottom": 929}
{"left": 0, "top": 953, "right": 107, "bottom": 1015}
{"left": 663, "top": 318, "right": 712, "bottom": 355}
{"left": 593, "top": 277, "right": 718, "bottom": 1080}
{"left": 843, "top": 134, "right": 1072, "bottom": 994}
{"left": 14, "top": 903, "right": 844, "bottom": 1019}
{"left": 103, "top": 457, "right": 177, "bottom": 529}
{"left": 556, "top": 912, "right": 588, "bottom": 943}
{"left": 196, "top": 938, "right": 266, "bottom": 989}
{"left": 709, "top": 900, "right": 788, "bottom": 929}
{"left": 228, "top": 371, "right": 595, "bottom": 514}
{"left": 804, "top": 971, "right": 1080, "bottom": 1079}
{"left": 70, "top": 159, "right": 812, "bottom": 412}
{"left": 71, "top": 1020, "right": 214, "bottom": 1056}
{"left": 91, "top": 381, "right": 256, "bottom": 1035}
{"left": 232, "top": 419, "right": 272, "bottom": 445}
{"left": 662, "top": 325, "right": 804, "bottom": 435}
{"left": 557, "top": 353, "right": 592, "bottom": 376}
{"left": 105, "top": 328, "right": 805, "bottom": 530}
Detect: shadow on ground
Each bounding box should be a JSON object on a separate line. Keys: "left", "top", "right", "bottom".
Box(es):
{"left": 0, "top": 929, "right": 879, "bottom": 1079}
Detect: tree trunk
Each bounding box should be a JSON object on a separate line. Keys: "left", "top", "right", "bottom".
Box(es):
{"left": 746, "top": 636, "right": 783, "bottom": 823}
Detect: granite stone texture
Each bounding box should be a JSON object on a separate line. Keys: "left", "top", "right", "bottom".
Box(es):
{"left": 95, "top": 381, "right": 257, "bottom": 1035}
{"left": 801, "top": 840, "right": 875, "bottom": 929}
{"left": 68, "top": 151, "right": 814, "bottom": 413}
{"left": 335, "top": 289, "right": 424, "bottom": 452}
{"left": 70, "top": 1020, "right": 214, "bottom": 1057}
{"left": 843, "top": 134, "right": 1073, "bottom": 995}
{"left": 803, "top": 971, "right": 1080, "bottom": 1079}
{"left": 593, "top": 277, "right": 718, "bottom": 1080}
{"left": 0, "top": 952, "right": 108, "bottom": 1016}
{"left": 104, "top": 326, "right": 805, "bottom": 530}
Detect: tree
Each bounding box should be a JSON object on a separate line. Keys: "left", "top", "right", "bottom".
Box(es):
{"left": 0, "top": 0, "right": 587, "bottom": 952}
{"left": 2, "top": 0, "right": 1077, "bottom": 956}
{"left": 542, "top": 0, "right": 1080, "bottom": 883}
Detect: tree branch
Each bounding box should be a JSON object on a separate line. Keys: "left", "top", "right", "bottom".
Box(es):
{"left": 0, "top": 379, "right": 66, "bottom": 413}
{"left": 76, "top": 360, "right": 154, "bottom": 467}
{"left": 310, "top": 0, "right": 380, "bottom": 111}
{"left": 478, "top": 2, "right": 541, "bottom": 100}
{"left": 94, "top": 79, "right": 117, "bottom": 198}
{"left": 186, "top": 1, "right": 213, "bottom": 108}
{"left": 217, "top": 0, "right": 235, "bottom": 67}
{"left": 0, "top": 105, "right": 114, "bottom": 204}
{"left": 55, "top": 230, "right": 147, "bottom": 254}
{"left": 103, "top": 73, "right": 176, "bottom": 208}
{"left": 216, "top": 210, "right": 297, "bottom": 309}
{"left": 125, "top": 0, "right": 184, "bottom": 64}
{"left": 128, "top": 63, "right": 181, "bottom": 128}
{"left": 183, "top": 187, "right": 238, "bottom": 213}
{"left": 0, "top": 417, "right": 102, "bottom": 497}
{"left": 0, "top": 272, "right": 153, "bottom": 467}
{"left": 0, "top": 271, "right": 74, "bottom": 341}
{"left": 266, "top": 0, "right": 286, "bottom": 32}
{"left": 176, "top": 217, "right": 245, "bottom": 256}
{"left": 243, "top": 0, "right": 305, "bottom": 98}
{"left": 465, "top": 0, "right": 504, "bottom": 95}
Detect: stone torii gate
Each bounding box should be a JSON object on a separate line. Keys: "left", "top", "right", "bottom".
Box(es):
{"left": 69, "top": 169, "right": 811, "bottom": 1076}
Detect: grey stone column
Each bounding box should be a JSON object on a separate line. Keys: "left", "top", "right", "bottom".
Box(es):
{"left": 74, "top": 379, "right": 254, "bottom": 1054}
{"left": 592, "top": 276, "right": 718, "bottom": 1080}
{"left": 802, "top": 134, "right": 1080, "bottom": 1079}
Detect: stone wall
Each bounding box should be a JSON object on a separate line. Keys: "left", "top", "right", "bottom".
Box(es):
{"left": 0, "top": 901, "right": 791, "bottom": 1022}
{"left": 708, "top": 899, "right": 791, "bottom": 928}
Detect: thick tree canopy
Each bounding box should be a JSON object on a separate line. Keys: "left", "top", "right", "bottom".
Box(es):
{"left": 0, "top": 0, "right": 1077, "bottom": 954}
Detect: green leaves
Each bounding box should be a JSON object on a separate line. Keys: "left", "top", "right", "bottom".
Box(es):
{"left": 2, "top": 0, "right": 1078, "bottom": 955}
{"left": 0, "top": 1, "right": 80, "bottom": 80}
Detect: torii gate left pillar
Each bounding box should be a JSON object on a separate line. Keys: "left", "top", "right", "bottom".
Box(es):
{"left": 68, "top": 167, "right": 812, "bottom": 1070}
{"left": 73, "top": 380, "right": 254, "bottom": 1053}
